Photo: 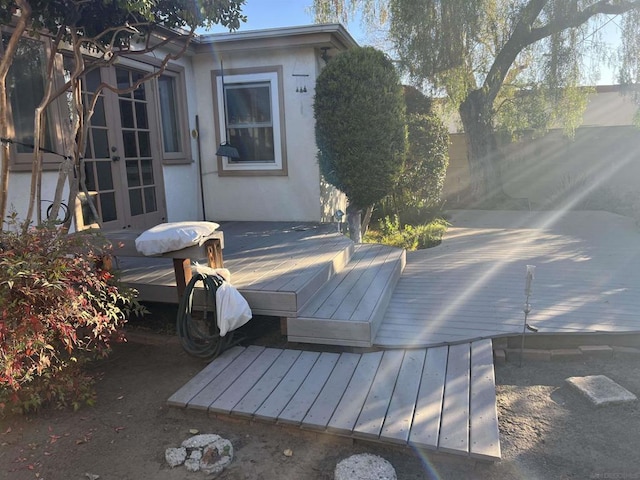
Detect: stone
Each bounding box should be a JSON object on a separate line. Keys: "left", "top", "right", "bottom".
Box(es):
{"left": 184, "top": 458, "right": 200, "bottom": 472}
{"left": 165, "top": 447, "right": 187, "bottom": 467}
{"left": 566, "top": 375, "right": 638, "bottom": 407}
{"left": 181, "top": 433, "right": 221, "bottom": 449}
{"left": 200, "top": 438, "right": 234, "bottom": 475}
{"left": 334, "top": 453, "right": 397, "bottom": 480}
{"left": 578, "top": 345, "right": 613, "bottom": 358}
{"left": 550, "top": 348, "right": 582, "bottom": 361}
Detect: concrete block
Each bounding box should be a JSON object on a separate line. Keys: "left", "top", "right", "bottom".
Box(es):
{"left": 613, "top": 346, "right": 640, "bottom": 356}
{"left": 550, "top": 348, "right": 583, "bottom": 361}
{"left": 578, "top": 345, "right": 613, "bottom": 358}
{"left": 566, "top": 375, "right": 637, "bottom": 407}
{"left": 506, "top": 348, "right": 551, "bottom": 363}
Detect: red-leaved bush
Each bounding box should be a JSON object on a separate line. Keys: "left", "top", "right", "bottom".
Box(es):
{"left": 0, "top": 220, "right": 143, "bottom": 413}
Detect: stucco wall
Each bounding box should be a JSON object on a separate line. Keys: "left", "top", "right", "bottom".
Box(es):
{"left": 159, "top": 53, "right": 204, "bottom": 223}
{"left": 192, "top": 45, "right": 326, "bottom": 222}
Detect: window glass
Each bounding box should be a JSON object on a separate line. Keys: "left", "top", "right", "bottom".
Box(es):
{"left": 3, "top": 34, "right": 54, "bottom": 153}
{"left": 224, "top": 82, "right": 275, "bottom": 163}
{"left": 226, "top": 84, "right": 272, "bottom": 125}
{"left": 158, "top": 75, "right": 181, "bottom": 153}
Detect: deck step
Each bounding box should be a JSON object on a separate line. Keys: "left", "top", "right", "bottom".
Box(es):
{"left": 118, "top": 224, "right": 355, "bottom": 318}
{"left": 167, "top": 340, "right": 501, "bottom": 462}
{"left": 287, "top": 244, "right": 405, "bottom": 347}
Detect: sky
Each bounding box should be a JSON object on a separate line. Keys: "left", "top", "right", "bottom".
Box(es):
{"left": 206, "top": 0, "right": 368, "bottom": 44}
{"left": 206, "top": 1, "right": 620, "bottom": 85}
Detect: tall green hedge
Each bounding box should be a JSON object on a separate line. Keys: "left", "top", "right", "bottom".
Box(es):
{"left": 376, "top": 86, "right": 449, "bottom": 225}
{"left": 314, "top": 47, "right": 406, "bottom": 210}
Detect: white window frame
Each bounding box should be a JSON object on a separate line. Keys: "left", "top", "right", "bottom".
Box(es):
{"left": 213, "top": 66, "right": 287, "bottom": 176}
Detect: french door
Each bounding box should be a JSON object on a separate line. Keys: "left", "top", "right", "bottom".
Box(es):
{"left": 79, "top": 65, "right": 166, "bottom": 231}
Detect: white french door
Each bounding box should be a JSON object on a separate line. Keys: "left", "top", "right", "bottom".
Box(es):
{"left": 79, "top": 65, "right": 166, "bottom": 231}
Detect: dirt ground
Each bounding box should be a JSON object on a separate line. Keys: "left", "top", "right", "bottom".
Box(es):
{"left": 2, "top": 315, "right": 640, "bottom": 480}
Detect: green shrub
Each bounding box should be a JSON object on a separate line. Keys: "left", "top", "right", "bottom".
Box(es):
{"left": 314, "top": 46, "right": 406, "bottom": 211}
{"left": 0, "top": 220, "right": 142, "bottom": 413}
{"left": 375, "top": 86, "right": 449, "bottom": 225}
{"left": 364, "top": 215, "right": 449, "bottom": 250}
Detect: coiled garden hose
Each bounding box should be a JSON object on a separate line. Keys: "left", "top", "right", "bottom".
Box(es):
{"left": 176, "top": 272, "right": 235, "bottom": 360}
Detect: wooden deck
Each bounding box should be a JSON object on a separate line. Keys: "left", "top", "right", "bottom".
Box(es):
{"left": 287, "top": 243, "right": 405, "bottom": 347}
{"left": 374, "top": 210, "right": 640, "bottom": 347}
{"left": 167, "top": 339, "right": 501, "bottom": 462}
{"left": 117, "top": 222, "right": 354, "bottom": 317}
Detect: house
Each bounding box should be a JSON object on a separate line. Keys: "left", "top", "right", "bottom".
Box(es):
{"left": 3, "top": 24, "right": 355, "bottom": 231}
{"left": 443, "top": 85, "right": 640, "bottom": 211}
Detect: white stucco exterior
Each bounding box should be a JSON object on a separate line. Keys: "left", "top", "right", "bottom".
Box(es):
{"left": 191, "top": 25, "right": 354, "bottom": 222}
{"left": 4, "top": 24, "right": 353, "bottom": 229}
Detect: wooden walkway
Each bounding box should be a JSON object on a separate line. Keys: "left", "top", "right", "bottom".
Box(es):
{"left": 167, "top": 339, "right": 501, "bottom": 462}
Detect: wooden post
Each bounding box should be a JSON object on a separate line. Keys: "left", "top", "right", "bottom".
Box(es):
{"left": 173, "top": 258, "right": 192, "bottom": 300}
{"left": 205, "top": 238, "right": 224, "bottom": 268}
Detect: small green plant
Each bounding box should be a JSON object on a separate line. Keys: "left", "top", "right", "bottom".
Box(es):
{"left": 364, "top": 215, "right": 449, "bottom": 250}
{"left": 0, "top": 217, "right": 143, "bottom": 413}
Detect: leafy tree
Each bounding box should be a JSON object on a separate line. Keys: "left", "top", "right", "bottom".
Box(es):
{"left": 377, "top": 86, "right": 448, "bottom": 224}
{"left": 314, "top": 46, "right": 406, "bottom": 242}
{"left": 0, "top": 0, "right": 245, "bottom": 231}
{"left": 313, "top": 0, "right": 640, "bottom": 205}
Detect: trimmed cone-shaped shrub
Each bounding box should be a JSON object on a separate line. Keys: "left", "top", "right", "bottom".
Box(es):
{"left": 314, "top": 46, "right": 406, "bottom": 211}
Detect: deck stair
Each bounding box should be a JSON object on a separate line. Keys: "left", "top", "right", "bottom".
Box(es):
{"left": 167, "top": 339, "right": 501, "bottom": 462}
{"left": 286, "top": 244, "right": 406, "bottom": 347}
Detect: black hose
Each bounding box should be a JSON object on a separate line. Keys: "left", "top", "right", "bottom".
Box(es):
{"left": 176, "top": 272, "right": 234, "bottom": 360}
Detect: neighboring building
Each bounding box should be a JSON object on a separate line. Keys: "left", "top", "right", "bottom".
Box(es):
{"left": 3, "top": 24, "right": 355, "bottom": 231}
{"left": 443, "top": 85, "right": 640, "bottom": 210}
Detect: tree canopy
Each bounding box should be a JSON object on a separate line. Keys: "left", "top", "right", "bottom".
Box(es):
{"left": 0, "top": 0, "right": 245, "bottom": 230}
{"left": 313, "top": 0, "right": 640, "bottom": 204}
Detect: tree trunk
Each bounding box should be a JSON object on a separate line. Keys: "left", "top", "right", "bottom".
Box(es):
{"left": 361, "top": 205, "right": 374, "bottom": 236}
{"left": 458, "top": 89, "right": 505, "bottom": 206}
{"left": 346, "top": 203, "right": 362, "bottom": 243}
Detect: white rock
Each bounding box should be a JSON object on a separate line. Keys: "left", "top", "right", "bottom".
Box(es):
{"left": 165, "top": 447, "right": 187, "bottom": 468}
{"left": 181, "top": 433, "right": 221, "bottom": 449}
{"left": 184, "top": 457, "right": 201, "bottom": 472}
{"left": 334, "top": 453, "right": 397, "bottom": 480}
{"left": 189, "top": 449, "right": 203, "bottom": 460}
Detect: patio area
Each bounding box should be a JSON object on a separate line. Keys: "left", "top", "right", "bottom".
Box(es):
{"left": 118, "top": 210, "right": 640, "bottom": 464}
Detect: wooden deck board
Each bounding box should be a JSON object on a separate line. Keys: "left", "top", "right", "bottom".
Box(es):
{"left": 169, "top": 340, "right": 501, "bottom": 462}
{"left": 470, "top": 341, "right": 502, "bottom": 461}
{"left": 209, "top": 348, "right": 283, "bottom": 414}
{"left": 254, "top": 351, "right": 321, "bottom": 422}
{"left": 232, "top": 349, "right": 301, "bottom": 417}
{"left": 353, "top": 350, "right": 404, "bottom": 440}
{"left": 409, "top": 346, "right": 448, "bottom": 450}
{"left": 188, "top": 345, "right": 265, "bottom": 411}
{"left": 301, "top": 352, "right": 360, "bottom": 430}
{"left": 167, "top": 346, "right": 244, "bottom": 408}
{"left": 379, "top": 349, "right": 426, "bottom": 445}
{"left": 277, "top": 352, "right": 340, "bottom": 425}
{"left": 438, "top": 344, "right": 471, "bottom": 455}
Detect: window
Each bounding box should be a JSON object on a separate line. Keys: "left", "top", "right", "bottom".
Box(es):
{"left": 2, "top": 33, "right": 62, "bottom": 168}
{"left": 155, "top": 69, "right": 191, "bottom": 164}
{"left": 214, "top": 66, "right": 287, "bottom": 176}
{"left": 158, "top": 74, "right": 181, "bottom": 153}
